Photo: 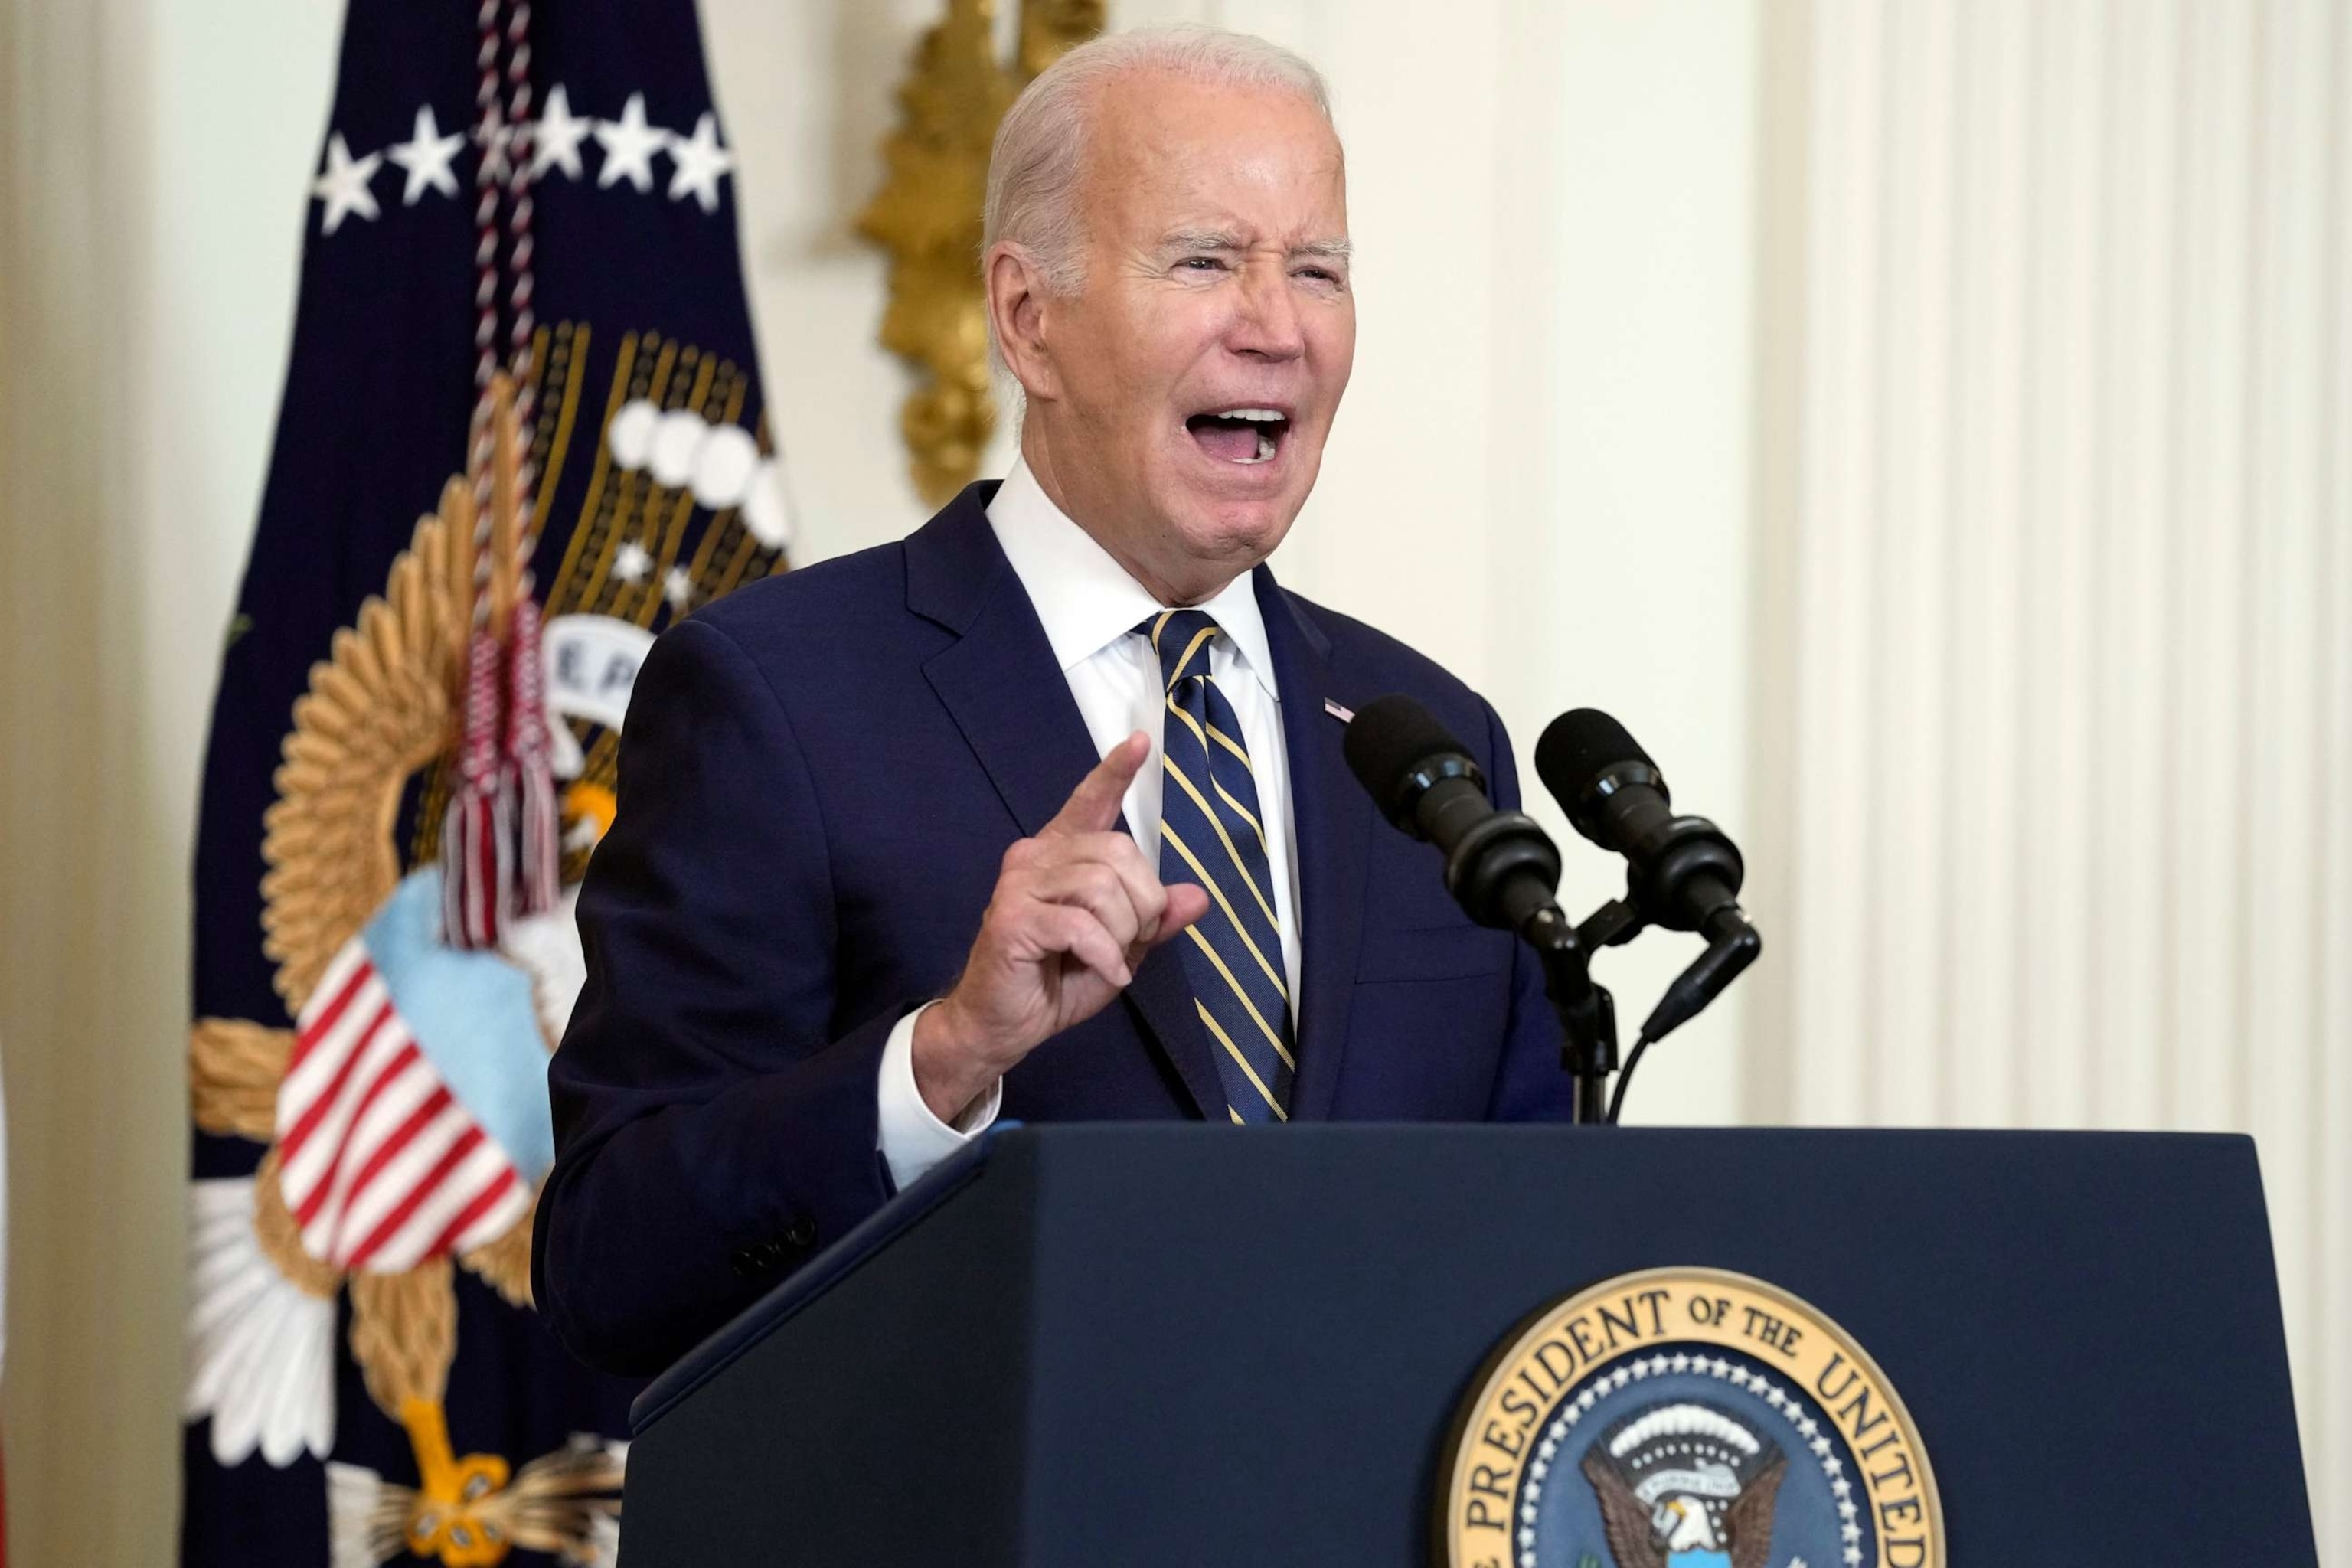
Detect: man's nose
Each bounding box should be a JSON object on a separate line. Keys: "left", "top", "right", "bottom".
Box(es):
{"left": 1226, "top": 260, "right": 1306, "bottom": 361}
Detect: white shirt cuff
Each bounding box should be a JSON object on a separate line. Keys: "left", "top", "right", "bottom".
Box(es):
{"left": 877, "top": 1001, "right": 1003, "bottom": 1192}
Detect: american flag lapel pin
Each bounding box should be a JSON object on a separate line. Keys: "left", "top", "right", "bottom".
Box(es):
{"left": 1325, "top": 697, "right": 1354, "bottom": 723}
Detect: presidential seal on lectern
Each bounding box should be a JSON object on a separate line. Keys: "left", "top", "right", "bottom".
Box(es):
{"left": 1439, "top": 1269, "right": 1943, "bottom": 1568}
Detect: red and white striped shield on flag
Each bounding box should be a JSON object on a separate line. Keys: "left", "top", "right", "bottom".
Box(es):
{"left": 277, "top": 939, "right": 530, "bottom": 1274}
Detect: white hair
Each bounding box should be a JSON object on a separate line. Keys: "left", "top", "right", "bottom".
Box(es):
{"left": 983, "top": 25, "right": 1335, "bottom": 302}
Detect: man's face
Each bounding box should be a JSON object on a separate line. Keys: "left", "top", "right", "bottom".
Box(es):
{"left": 1025, "top": 75, "right": 1355, "bottom": 600}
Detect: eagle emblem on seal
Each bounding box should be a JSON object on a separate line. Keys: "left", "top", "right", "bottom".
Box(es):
{"left": 1581, "top": 1403, "right": 1787, "bottom": 1568}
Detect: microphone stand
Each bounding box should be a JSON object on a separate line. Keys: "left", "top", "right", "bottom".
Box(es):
{"left": 1419, "top": 761, "right": 1758, "bottom": 1121}
{"left": 1533, "top": 892, "right": 1760, "bottom": 1124}
{"left": 1523, "top": 903, "right": 1630, "bottom": 1125}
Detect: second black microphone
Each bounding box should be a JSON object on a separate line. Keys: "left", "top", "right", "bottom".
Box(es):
{"left": 1341, "top": 694, "right": 1563, "bottom": 936}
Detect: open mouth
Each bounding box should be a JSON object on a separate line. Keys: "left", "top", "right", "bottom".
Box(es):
{"left": 1185, "top": 407, "right": 1289, "bottom": 466}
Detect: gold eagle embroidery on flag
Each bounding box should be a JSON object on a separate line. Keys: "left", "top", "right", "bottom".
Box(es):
{"left": 188, "top": 341, "right": 787, "bottom": 1566}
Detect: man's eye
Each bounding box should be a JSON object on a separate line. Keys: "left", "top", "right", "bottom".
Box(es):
{"left": 1295, "top": 266, "right": 1341, "bottom": 285}
{"left": 1178, "top": 256, "right": 1227, "bottom": 272}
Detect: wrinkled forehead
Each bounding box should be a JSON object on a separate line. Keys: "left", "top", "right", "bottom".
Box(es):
{"left": 1083, "top": 73, "right": 1348, "bottom": 247}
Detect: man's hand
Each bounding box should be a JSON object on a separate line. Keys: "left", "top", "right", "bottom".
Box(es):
{"left": 912, "top": 732, "right": 1211, "bottom": 1122}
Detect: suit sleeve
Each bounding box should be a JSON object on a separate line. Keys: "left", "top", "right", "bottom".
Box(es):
{"left": 1478, "top": 698, "right": 1577, "bottom": 1122}
{"left": 533, "top": 616, "right": 903, "bottom": 1375}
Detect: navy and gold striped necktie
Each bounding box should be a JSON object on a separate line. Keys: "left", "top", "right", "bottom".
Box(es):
{"left": 1145, "top": 609, "right": 1295, "bottom": 1123}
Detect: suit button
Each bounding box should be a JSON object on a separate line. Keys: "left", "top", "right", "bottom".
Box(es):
{"left": 784, "top": 1214, "right": 818, "bottom": 1250}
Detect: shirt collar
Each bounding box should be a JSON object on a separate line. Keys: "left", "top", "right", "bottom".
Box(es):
{"left": 985, "top": 457, "right": 1279, "bottom": 697}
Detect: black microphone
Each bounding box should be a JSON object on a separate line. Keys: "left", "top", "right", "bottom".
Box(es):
{"left": 1342, "top": 694, "right": 1563, "bottom": 936}
{"left": 1535, "top": 710, "right": 1746, "bottom": 934}
{"left": 1535, "top": 709, "right": 1759, "bottom": 1046}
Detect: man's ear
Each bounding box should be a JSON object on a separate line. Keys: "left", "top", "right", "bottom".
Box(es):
{"left": 984, "top": 243, "right": 1059, "bottom": 403}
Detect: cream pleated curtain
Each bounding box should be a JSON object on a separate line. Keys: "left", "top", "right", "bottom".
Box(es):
{"left": 1746, "top": 0, "right": 2352, "bottom": 1549}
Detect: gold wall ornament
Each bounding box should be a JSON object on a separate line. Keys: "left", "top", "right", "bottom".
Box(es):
{"left": 1018, "top": 0, "right": 1108, "bottom": 78}
{"left": 858, "top": 0, "right": 1104, "bottom": 505}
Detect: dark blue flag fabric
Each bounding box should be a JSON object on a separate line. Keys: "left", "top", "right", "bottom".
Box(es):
{"left": 184, "top": 2, "right": 788, "bottom": 1562}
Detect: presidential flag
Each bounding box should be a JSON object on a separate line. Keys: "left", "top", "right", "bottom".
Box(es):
{"left": 183, "top": 2, "right": 788, "bottom": 1561}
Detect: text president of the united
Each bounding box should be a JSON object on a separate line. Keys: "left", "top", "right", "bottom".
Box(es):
{"left": 534, "top": 26, "right": 1572, "bottom": 1374}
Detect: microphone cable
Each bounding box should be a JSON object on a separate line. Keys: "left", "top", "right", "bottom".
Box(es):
{"left": 1605, "top": 1033, "right": 1653, "bottom": 1125}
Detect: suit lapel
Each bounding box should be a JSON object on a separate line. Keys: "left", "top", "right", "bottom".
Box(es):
{"left": 908, "top": 486, "right": 1226, "bottom": 1119}
{"left": 1256, "top": 568, "right": 1370, "bottom": 1122}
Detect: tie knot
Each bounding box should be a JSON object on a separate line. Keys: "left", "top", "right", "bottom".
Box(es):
{"left": 1144, "top": 609, "right": 1223, "bottom": 690}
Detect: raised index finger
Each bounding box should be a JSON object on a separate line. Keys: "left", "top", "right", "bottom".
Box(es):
{"left": 1041, "top": 730, "right": 1149, "bottom": 840}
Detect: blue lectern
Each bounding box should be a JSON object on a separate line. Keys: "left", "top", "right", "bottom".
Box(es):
{"left": 620, "top": 1125, "right": 2317, "bottom": 1566}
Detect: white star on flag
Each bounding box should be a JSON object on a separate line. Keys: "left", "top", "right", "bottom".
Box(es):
{"left": 533, "top": 85, "right": 593, "bottom": 181}
{"left": 387, "top": 105, "right": 464, "bottom": 205}
{"left": 613, "top": 541, "right": 654, "bottom": 583}
{"left": 662, "top": 565, "right": 694, "bottom": 610}
{"left": 596, "top": 93, "right": 664, "bottom": 193}
{"left": 312, "top": 132, "right": 382, "bottom": 234}
{"left": 665, "top": 112, "right": 734, "bottom": 213}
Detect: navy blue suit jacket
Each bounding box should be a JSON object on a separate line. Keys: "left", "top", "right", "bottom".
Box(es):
{"left": 534, "top": 483, "right": 1571, "bottom": 1374}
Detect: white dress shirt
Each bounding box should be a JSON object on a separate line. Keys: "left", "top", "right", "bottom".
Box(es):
{"left": 875, "top": 459, "right": 1302, "bottom": 1188}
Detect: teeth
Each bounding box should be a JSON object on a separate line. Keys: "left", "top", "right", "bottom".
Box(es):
{"left": 1215, "top": 408, "right": 1286, "bottom": 422}
{"left": 1237, "top": 430, "right": 1277, "bottom": 464}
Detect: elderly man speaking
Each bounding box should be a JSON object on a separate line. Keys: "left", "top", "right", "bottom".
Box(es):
{"left": 534, "top": 26, "right": 1571, "bottom": 1374}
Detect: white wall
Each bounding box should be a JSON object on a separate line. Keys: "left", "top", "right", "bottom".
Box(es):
{"left": 1243, "top": 0, "right": 1758, "bottom": 1125}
